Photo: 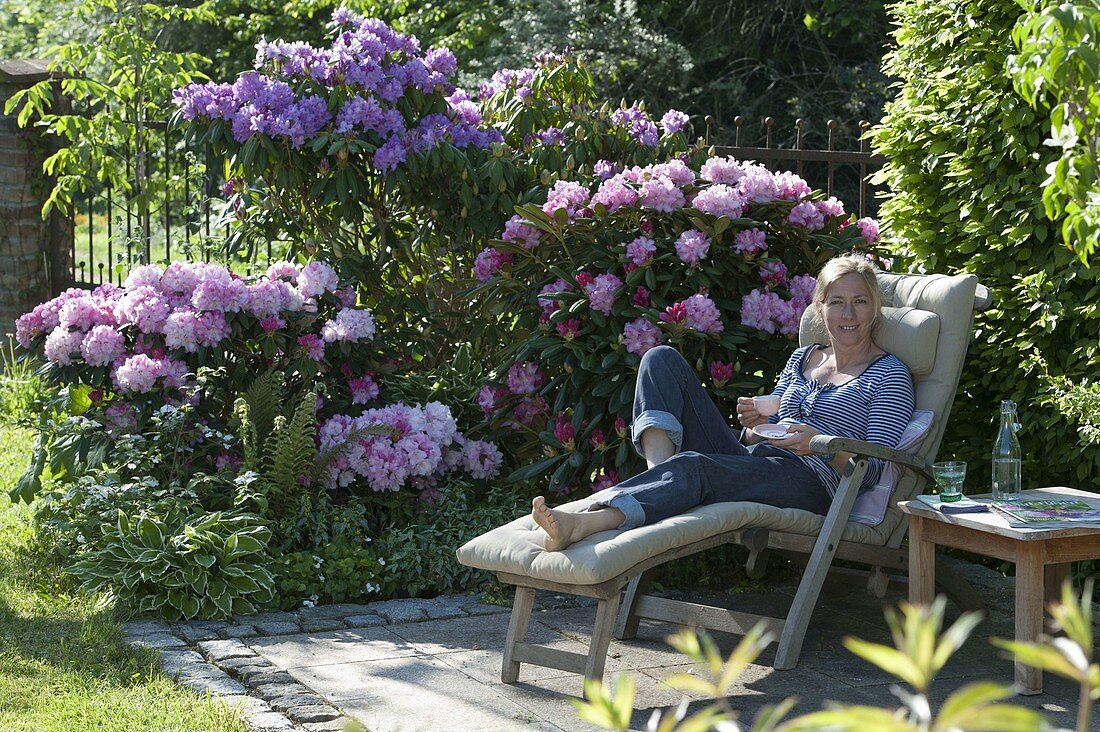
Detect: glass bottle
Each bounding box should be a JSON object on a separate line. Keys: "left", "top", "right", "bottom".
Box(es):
{"left": 991, "top": 400, "right": 1022, "bottom": 500}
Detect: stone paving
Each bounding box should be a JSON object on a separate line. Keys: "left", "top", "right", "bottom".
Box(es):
{"left": 125, "top": 560, "right": 1091, "bottom": 732}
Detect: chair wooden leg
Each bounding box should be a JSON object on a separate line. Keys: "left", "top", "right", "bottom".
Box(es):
{"left": 585, "top": 593, "right": 622, "bottom": 684}
{"left": 774, "top": 460, "right": 867, "bottom": 670}
{"left": 614, "top": 570, "right": 653, "bottom": 640}
{"left": 502, "top": 586, "right": 535, "bottom": 683}
{"left": 745, "top": 528, "right": 771, "bottom": 580}
{"left": 866, "top": 565, "right": 890, "bottom": 598}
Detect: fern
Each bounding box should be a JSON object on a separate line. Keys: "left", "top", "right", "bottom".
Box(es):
{"left": 263, "top": 390, "right": 318, "bottom": 517}
{"left": 242, "top": 370, "right": 284, "bottom": 466}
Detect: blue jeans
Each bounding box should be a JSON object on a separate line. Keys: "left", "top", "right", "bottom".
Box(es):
{"left": 594, "top": 346, "right": 830, "bottom": 529}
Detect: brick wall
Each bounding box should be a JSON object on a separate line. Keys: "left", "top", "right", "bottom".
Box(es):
{"left": 0, "top": 59, "right": 72, "bottom": 341}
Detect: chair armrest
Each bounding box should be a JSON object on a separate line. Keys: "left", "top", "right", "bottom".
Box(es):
{"left": 808, "top": 434, "right": 932, "bottom": 482}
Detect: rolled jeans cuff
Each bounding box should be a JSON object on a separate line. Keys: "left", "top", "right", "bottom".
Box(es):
{"left": 587, "top": 491, "right": 646, "bottom": 531}
{"left": 631, "top": 410, "right": 682, "bottom": 458}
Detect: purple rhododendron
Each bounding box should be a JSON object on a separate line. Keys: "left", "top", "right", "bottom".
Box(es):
{"left": 585, "top": 274, "right": 622, "bottom": 315}
{"left": 474, "top": 247, "right": 513, "bottom": 283}
{"left": 507, "top": 361, "right": 545, "bottom": 395}
{"left": 660, "top": 109, "right": 689, "bottom": 135}
{"left": 625, "top": 236, "right": 656, "bottom": 266}
{"left": 537, "top": 278, "right": 573, "bottom": 314}
{"left": 759, "top": 260, "right": 789, "bottom": 286}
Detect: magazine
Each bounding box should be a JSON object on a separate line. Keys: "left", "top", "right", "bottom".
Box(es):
{"left": 991, "top": 498, "right": 1100, "bottom": 527}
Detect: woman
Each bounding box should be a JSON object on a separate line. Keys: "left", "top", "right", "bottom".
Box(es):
{"left": 532, "top": 254, "right": 915, "bottom": 551}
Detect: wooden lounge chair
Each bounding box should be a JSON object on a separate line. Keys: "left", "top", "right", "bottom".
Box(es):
{"left": 456, "top": 271, "right": 992, "bottom": 685}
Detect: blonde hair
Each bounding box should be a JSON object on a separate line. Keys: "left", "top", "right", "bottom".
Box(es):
{"left": 812, "top": 253, "right": 884, "bottom": 323}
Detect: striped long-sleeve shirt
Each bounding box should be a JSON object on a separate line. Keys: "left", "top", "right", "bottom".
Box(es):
{"left": 769, "top": 344, "right": 915, "bottom": 495}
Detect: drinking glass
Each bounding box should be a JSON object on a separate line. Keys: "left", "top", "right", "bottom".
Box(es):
{"left": 932, "top": 461, "right": 967, "bottom": 502}
{"left": 753, "top": 395, "right": 781, "bottom": 417}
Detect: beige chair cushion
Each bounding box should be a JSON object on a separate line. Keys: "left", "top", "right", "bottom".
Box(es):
{"left": 456, "top": 490, "right": 884, "bottom": 586}
{"left": 799, "top": 305, "right": 940, "bottom": 376}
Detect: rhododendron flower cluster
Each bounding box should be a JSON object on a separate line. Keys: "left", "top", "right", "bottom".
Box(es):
{"left": 173, "top": 10, "right": 502, "bottom": 168}
{"left": 16, "top": 260, "right": 373, "bottom": 395}
{"left": 318, "top": 402, "right": 501, "bottom": 491}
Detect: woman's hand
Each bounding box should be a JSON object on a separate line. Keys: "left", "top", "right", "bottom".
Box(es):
{"left": 736, "top": 397, "right": 767, "bottom": 428}
{"left": 769, "top": 423, "right": 821, "bottom": 456}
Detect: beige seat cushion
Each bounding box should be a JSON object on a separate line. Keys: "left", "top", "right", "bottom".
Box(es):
{"left": 456, "top": 490, "right": 885, "bottom": 586}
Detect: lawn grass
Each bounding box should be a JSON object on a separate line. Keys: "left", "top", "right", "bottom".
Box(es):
{"left": 0, "top": 423, "right": 248, "bottom": 732}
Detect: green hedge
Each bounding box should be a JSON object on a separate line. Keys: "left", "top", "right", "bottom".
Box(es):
{"left": 872, "top": 0, "right": 1100, "bottom": 491}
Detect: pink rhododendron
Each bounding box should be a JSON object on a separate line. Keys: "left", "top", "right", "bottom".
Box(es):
{"left": 80, "top": 325, "right": 126, "bottom": 367}
{"left": 590, "top": 176, "right": 638, "bottom": 213}
{"left": 632, "top": 286, "right": 651, "bottom": 307}
{"left": 542, "top": 179, "right": 590, "bottom": 219}
{"left": 477, "top": 385, "right": 505, "bottom": 414}
{"left": 639, "top": 176, "right": 685, "bottom": 212}
{"left": 734, "top": 228, "right": 768, "bottom": 255}
{"left": 502, "top": 215, "right": 543, "bottom": 249}
{"left": 589, "top": 430, "right": 606, "bottom": 450}
{"left": 298, "top": 333, "right": 325, "bottom": 361}
{"left": 774, "top": 171, "right": 812, "bottom": 201}
{"left": 44, "top": 327, "right": 83, "bottom": 365}
{"left": 856, "top": 217, "right": 880, "bottom": 244}
{"left": 699, "top": 156, "right": 745, "bottom": 185}
{"left": 191, "top": 277, "right": 250, "bottom": 312}
{"left": 265, "top": 261, "right": 300, "bottom": 283}
{"left": 738, "top": 164, "right": 780, "bottom": 203}
{"left": 614, "top": 417, "right": 628, "bottom": 437}
{"left": 649, "top": 159, "right": 695, "bottom": 188}
{"left": 675, "top": 229, "right": 711, "bottom": 265}
{"left": 112, "top": 287, "right": 171, "bottom": 332}
{"left": 682, "top": 294, "right": 724, "bottom": 334}
{"left": 59, "top": 294, "right": 118, "bottom": 332}
{"left": 740, "top": 288, "right": 782, "bottom": 334}
{"left": 555, "top": 319, "right": 581, "bottom": 339}
{"left": 660, "top": 109, "right": 689, "bottom": 134}
{"left": 709, "top": 360, "right": 734, "bottom": 386}
{"left": 554, "top": 414, "right": 575, "bottom": 446}
{"left": 787, "top": 200, "right": 825, "bottom": 231}
{"left": 692, "top": 184, "right": 745, "bottom": 218}
{"left": 816, "top": 196, "right": 846, "bottom": 218}
{"left": 298, "top": 261, "right": 340, "bottom": 298}
{"left": 462, "top": 439, "right": 503, "bottom": 479}
{"left": 123, "top": 264, "right": 163, "bottom": 289}
{"left": 321, "top": 308, "right": 376, "bottom": 342}
{"left": 622, "top": 318, "right": 662, "bottom": 356}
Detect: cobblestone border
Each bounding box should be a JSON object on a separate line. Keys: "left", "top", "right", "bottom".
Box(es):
{"left": 123, "top": 592, "right": 590, "bottom": 731}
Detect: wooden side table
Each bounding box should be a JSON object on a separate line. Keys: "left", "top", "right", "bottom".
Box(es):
{"left": 899, "top": 486, "right": 1100, "bottom": 695}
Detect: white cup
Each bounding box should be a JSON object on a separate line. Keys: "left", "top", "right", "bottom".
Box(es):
{"left": 753, "top": 395, "right": 781, "bottom": 417}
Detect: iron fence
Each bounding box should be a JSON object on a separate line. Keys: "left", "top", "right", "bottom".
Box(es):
{"left": 61, "top": 115, "right": 884, "bottom": 292}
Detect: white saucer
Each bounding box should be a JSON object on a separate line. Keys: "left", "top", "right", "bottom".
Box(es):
{"left": 753, "top": 424, "right": 796, "bottom": 440}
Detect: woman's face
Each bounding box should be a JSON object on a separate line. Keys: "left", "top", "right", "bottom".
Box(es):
{"left": 820, "top": 273, "right": 877, "bottom": 350}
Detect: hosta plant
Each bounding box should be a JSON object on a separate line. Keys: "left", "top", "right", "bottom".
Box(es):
{"left": 69, "top": 507, "right": 275, "bottom": 620}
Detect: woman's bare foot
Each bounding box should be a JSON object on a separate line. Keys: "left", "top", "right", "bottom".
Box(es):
{"left": 532, "top": 496, "right": 578, "bottom": 551}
